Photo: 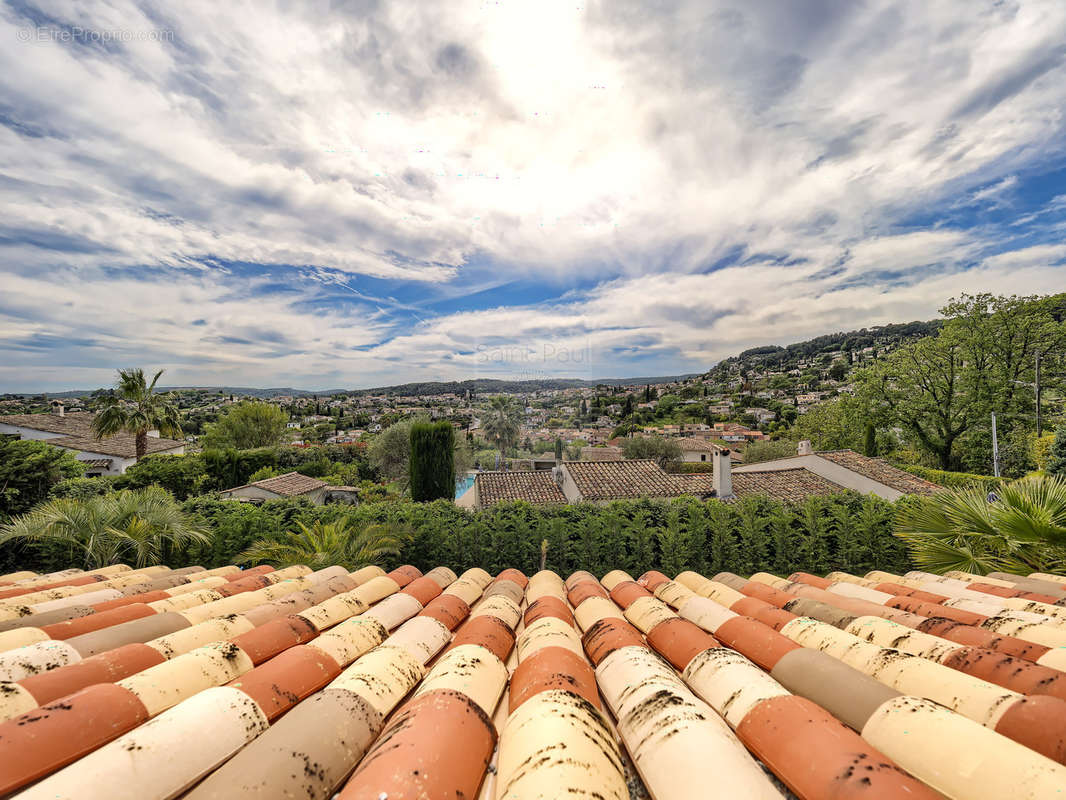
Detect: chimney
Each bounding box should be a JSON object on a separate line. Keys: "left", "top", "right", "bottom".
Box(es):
{"left": 712, "top": 447, "right": 733, "bottom": 499}
{"left": 797, "top": 439, "right": 813, "bottom": 455}
{"left": 551, "top": 466, "right": 565, "bottom": 487}
{"left": 51, "top": 400, "right": 65, "bottom": 417}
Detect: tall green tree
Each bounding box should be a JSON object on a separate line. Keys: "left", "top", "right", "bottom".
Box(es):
{"left": 409, "top": 422, "right": 456, "bottom": 502}
{"left": 859, "top": 334, "right": 975, "bottom": 470}
{"left": 622, "top": 435, "right": 682, "bottom": 469}
{"left": 92, "top": 368, "right": 182, "bottom": 459}
{"left": 1048, "top": 426, "right": 1066, "bottom": 478}
{"left": 861, "top": 293, "right": 1065, "bottom": 471}
{"left": 201, "top": 401, "right": 288, "bottom": 450}
{"left": 481, "top": 396, "right": 521, "bottom": 454}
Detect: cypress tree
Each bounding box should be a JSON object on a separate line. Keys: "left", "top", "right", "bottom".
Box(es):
{"left": 863, "top": 423, "right": 878, "bottom": 457}
{"left": 409, "top": 421, "right": 455, "bottom": 502}
{"left": 554, "top": 437, "right": 563, "bottom": 461}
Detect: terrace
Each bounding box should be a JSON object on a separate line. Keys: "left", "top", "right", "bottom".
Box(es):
{"left": 1, "top": 561, "right": 1065, "bottom": 798}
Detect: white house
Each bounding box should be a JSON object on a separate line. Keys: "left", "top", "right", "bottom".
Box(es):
{"left": 0, "top": 403, "right": 185, "bottom": 476}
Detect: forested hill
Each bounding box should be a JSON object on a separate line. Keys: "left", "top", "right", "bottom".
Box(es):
{"left": 707, "top": 320, "right": 942, "bottom": 376}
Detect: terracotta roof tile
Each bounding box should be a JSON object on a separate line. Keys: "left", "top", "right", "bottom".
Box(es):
{"left": 0, "top": 412, "right": 184, "bottom": 458}
{"left": 816, "top": 450, "right": 940, "bottom": 495}
{"left": 475, "top": 471, "right": 567, "bottom": 507}
{"left": 223, "top": 471, "right": 328, "bottom": 497}
{"left": 731, "top": 468, "right": 847, "bottom": 503}
{"left": 1, "top": 562, "right": 1066, "bottom": 797}
{"left": 566, "top": 460, "right": 685, "bottom": 500}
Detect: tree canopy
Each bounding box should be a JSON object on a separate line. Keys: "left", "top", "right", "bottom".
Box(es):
{"left": 200, "top": 401, "right": 289, "bottom": 450}
{"left": 857, "top": 293, "right": 1066, "bottom": 471}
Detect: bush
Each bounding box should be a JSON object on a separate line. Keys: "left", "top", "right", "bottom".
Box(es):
{"left": 114, "top": 454, "right": 208, "bottom": 499}
{"left": 1033, "top": 432, "right": 1057, "bottom": 472}
{"left": 899, "top": 465, "right": 1002, "bottom": 490}
{"left": 50, "top": 476, "right": 118, "bottom": 500}
{"left": 170, "top": 491, "right": 912, "bottom": 576}
{"left": 677, "top": 462, "right": 715, "bottom": 473}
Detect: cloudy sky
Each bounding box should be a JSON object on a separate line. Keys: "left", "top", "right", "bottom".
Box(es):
{"left": 2, "top": 0, "right": 1066, "bottom": 392}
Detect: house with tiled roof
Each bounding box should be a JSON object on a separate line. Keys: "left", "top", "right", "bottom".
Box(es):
{"left": 457, "top": 470, "right": 568, "bottom": 509}
{"left": 677, "top": 437, "right": 718, "bottom": 463}
{"left": 732, "top": 441, "right": 941, "bottom": 501}
{"left": 219, "top": 472, "right": 331, "bottom": 504}
{"left": 457, "top": 441, "right": 939, "bottom": 508}
{"left": 579, "top": 445, "right": 624, "bottom": 462}
{"left": 562, "top": 460, "right": 687, "bottom": 502}
{"left": 0, "top": 404, "right": 185, "bottom": 476}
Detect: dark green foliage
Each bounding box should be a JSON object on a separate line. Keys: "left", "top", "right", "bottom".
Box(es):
{"left": 115, "top": 454, "right": 207, "bottom": 499}
{"left": 50, "top": 476, "right": 118, "bottom": 500}
{"left": 409, "top": 422, "right": 455, "bottom": 502}
{"left": 1049, "top": 426, "right": 1066, "bottom": 477}
{"left": 864, "top": 423, "right": 878, "bottom": 457}
{"left": 0, "top": 439, "right": 85, "bottom": 522}
{"left": 10, "top": 486, "right": 914, "bottom": 577}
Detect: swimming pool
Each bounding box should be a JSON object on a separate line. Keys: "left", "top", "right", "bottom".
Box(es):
{"left": 456, "top": 474, "right": 475, "bottom": 497}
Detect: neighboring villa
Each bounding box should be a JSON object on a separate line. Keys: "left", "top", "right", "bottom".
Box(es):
{"left": 219, "top": 472, "right": 358, "bottom": 505}
{"left": 458, "top": 443, "right": 939, "bottom": 510}
{"left": 677, "top": 437, "right": 718, "bottom": 463}
{"left": 732, "top": 441, "right": 941, "bottom": 502}
{"left": 0, "top": 401, "right": 185, "bottom": 476}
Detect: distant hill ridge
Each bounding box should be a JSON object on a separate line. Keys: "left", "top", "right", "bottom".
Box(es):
{"left": 7, "top": 320, "right": 945, "bottom": 398}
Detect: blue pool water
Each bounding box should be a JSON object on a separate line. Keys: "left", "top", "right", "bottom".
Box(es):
{"left": 456, "top": 474, "right": 475, "bottom": 497}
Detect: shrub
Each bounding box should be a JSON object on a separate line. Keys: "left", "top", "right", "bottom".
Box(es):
{"left": 677, "top": 462, "right": 714, "bottom": 474}
{"left": 899, "top": 464, "right": 1002, "bottom": 490}
{"left": 114, "top": 454, "right": 208, "bottom": 499}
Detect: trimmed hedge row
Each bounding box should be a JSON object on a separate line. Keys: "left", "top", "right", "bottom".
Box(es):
{"left": 900, "top": 464, "right": 1002, "bottom": 490}
{"left": 169, "top": 491, "right": 912, "bottom": 579}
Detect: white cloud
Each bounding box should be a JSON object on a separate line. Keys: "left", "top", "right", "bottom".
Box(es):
{"left": 1, "top": 0, "right": 1066, "bottom": 389}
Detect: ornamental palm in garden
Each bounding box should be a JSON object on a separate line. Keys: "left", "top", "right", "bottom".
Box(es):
{"left": 896, "top": 475, "right": 1066, "bottom": 575}
{"left": 0, "top": 486, "right": 208, "bottom": 568}
{"left": 92, "top": 368, "right": 182, "bottom": 458}
{"left": 237, "top": 518, "right": 410, "bottom": 569}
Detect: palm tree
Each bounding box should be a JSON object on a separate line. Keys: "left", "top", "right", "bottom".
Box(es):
{"left": 92, "top": 368, "right": 182, "bottom": 459}
{"left": 236, "top": 519, "right": 410, "bottom": 569}
{"left": 481, "top": 396, "right": 521, "bottom": 455}
{"left": 0, "top": 487, "right": 208, "bottom": 568}
{"left": 896, "top": 475, "right": 1066, "bottom": 575}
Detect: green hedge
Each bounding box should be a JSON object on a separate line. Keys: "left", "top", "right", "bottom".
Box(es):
{"left": 899, "top": 464, "right": 1002, "bottom": 490}
{"left": 167, "top": 491, "right": 911, "bottom": 578}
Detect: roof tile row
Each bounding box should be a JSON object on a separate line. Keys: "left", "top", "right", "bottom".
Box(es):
{"left": 3, "top": 560, "right": 1066, "bottom": 797}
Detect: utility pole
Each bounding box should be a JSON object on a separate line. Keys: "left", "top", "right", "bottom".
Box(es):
{"left": 991, "top": 412, "right": 1000, "bottom": 478}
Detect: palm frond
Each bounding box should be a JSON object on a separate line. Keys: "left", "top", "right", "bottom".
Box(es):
{"left": 895, "top": 475, "right": 1066, "bottom": 575}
